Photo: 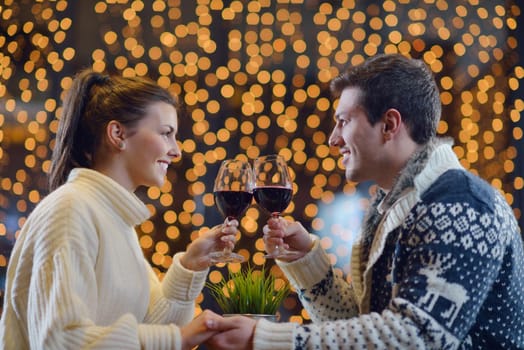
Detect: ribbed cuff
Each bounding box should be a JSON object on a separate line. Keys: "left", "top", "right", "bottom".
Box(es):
{"left": 253, "top": 318, "right": 296, "bottom": 350}
{"left": 162, "top": 253, "right": 209, "bottom": 301}
{"left": 277, "top": 239, "right": 331, "bottom": 289}
{"left": 138, "top": 323, "right": 180, "bottom": 350}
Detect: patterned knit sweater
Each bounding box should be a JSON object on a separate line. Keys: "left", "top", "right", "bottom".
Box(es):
{"left": 252, "top": 139, "right": 524, "bottom": 349}
{"left": 0, "top": 168, "right": 209, "bottom": 349}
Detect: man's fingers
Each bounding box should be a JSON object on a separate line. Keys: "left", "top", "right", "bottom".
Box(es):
{"left": 206, "top": 315, "right": 241, "bottom": 331}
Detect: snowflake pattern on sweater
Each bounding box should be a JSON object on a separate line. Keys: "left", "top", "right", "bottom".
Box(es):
{"left": 290, "top": 144, "right": 524, "bottom": 349}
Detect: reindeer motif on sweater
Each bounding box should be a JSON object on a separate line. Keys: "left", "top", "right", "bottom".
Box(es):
{"left": 418, "top": 252, "right": 469, "bottom": 328}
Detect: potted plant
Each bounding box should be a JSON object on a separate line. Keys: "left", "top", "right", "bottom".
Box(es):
{"left": 206, "top": 264, "right": 291, "bottom": 321}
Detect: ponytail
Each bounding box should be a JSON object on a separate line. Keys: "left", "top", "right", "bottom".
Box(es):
{"left": 48, "top": 70, "right": 110, "bottom": 191}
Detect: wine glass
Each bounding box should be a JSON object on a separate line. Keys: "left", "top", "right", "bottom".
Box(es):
{"left": 210, "top": 159, "right": 254, "bottom": 264}
{"left": 253, "top": 154, "right": 297, "bottom": 259}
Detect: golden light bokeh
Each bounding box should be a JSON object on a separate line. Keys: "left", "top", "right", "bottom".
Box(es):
{"left": 0, "top": 0, "right": 522, "bottom": 321}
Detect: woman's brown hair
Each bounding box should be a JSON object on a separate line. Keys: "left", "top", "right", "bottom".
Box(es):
{"left": 48, "top": 69, "right": 178, "bottom": 191}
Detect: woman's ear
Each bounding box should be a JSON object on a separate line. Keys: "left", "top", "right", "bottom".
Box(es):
{"left": 382, "top": 108, "right": 402, "bottom": 141}
{"left": 106, "top": 120, "right": 126, "bottom": 150}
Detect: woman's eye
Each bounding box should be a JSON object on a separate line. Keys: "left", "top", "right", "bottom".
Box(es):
{"left": 163, "top": 129, "right": 174, "bottom": 136}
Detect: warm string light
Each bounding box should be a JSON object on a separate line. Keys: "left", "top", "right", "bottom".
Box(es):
{"left": 0, "top": 1, "right": 522, "bottom": 322}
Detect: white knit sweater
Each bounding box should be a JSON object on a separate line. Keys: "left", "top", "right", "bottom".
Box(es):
{"left": 0, "top": 168, "right": 209, "bottom": 349}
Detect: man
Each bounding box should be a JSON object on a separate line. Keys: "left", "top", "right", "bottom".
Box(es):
{"left": 207, "top": 54, "right": 524, "bottom": 349}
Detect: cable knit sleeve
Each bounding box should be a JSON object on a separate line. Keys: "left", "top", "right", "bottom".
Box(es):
{"left": 27, "top": 245, "right": 184, "bottom": 349}
{"left": 4, "top": 190, "right": 182, "bottom": 350}
{"left": 28, "top": 246, "right": 145, "bottom": 349}
{"left": 143, "top": 253, "right": 208, "bottom": 325}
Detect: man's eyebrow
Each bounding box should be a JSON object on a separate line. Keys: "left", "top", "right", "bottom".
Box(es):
{"left": 333, "top": 112, "right": 348, "bottom": 121}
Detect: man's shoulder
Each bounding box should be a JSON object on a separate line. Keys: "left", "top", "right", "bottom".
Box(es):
{"left": 421, "top": 169, "right": 498, "bottom": 208}
{"left": 418, "top": 169, "right": 519, "bottom": 236}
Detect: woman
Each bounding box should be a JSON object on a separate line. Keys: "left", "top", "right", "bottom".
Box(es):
{"left": 0, "top": 69, "right": 235, "bottom": 349}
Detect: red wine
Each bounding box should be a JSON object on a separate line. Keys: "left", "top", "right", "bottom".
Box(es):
{"left": 253, "top": 186, "right": 292, "bottom": 214}
{"left": 214, "top": 190, "right": 253, "bottom": 219}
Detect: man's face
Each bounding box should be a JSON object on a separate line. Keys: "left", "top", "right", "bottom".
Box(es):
{"left": 328, "top": 87, "right": 387, "bottom": 185}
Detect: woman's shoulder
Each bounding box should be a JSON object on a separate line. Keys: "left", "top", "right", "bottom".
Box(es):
{"left": 35, "top": 181, "right": 92, "bottom": 216}
{"left": 22, "top": 182, "right": 99, "bottom": 244}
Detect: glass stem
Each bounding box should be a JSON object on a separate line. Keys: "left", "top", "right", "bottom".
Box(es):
{"left": 271, "top": 213, "right": 284, "bottom": 253}
{"left": 223, "top": 216, "right": 234, "bottom": 255}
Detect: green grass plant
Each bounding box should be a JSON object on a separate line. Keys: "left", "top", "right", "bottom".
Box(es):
{"left": 206, "top": 264, "right": 291, "bottom": 315}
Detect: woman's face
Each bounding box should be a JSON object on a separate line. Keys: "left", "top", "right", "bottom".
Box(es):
{"left": 121, "top": 101, "right": 181, "bottom": 190}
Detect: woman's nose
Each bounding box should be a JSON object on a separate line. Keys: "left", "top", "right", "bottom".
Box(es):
{"left": 169, "top": 141, "right": 182, "bottom": 159}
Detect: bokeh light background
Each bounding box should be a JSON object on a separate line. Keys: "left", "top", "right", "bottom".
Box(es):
{"left": 0, "top": 0, "right": 522, "bottom": 323}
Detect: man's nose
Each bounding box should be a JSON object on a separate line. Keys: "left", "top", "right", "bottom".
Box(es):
{"left": 328, "top": 128, "right": 341, "bottom": 147}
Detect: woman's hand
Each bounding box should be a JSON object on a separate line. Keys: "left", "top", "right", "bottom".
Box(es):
{"left": 180, "top": 310, "right": 224, "bottom": 350}
{"left": 205, "top": 315, "right": 257, "bottom": 350}
{"left": 180, "top": 219, "right": 239, "bottom": 271}
{"left": 263, "top": 217, "right": 313, "bottom": 262}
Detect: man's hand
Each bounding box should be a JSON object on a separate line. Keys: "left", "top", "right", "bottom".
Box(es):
{"left": 263, "top": 217, "right": 313, "bottom": 262}
{"left": 180, "top": 310, "right": 224, "bottom": 350}
{"left": 205, "top": 315, "right": 257, "bottom": 350}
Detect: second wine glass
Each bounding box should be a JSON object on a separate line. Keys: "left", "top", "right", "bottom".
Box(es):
{"left": 253, "top": 154, "right": 297, "bottom": 259}
{"left": 211, "top": 159, "right": 254, "bottom": 264}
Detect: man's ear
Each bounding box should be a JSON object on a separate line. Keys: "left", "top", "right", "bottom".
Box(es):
{"left": 382, "top": 108, "right": 402, "bottom": 141}
{"left": 106, "top": 120, "right": 126, "bottom": 150}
